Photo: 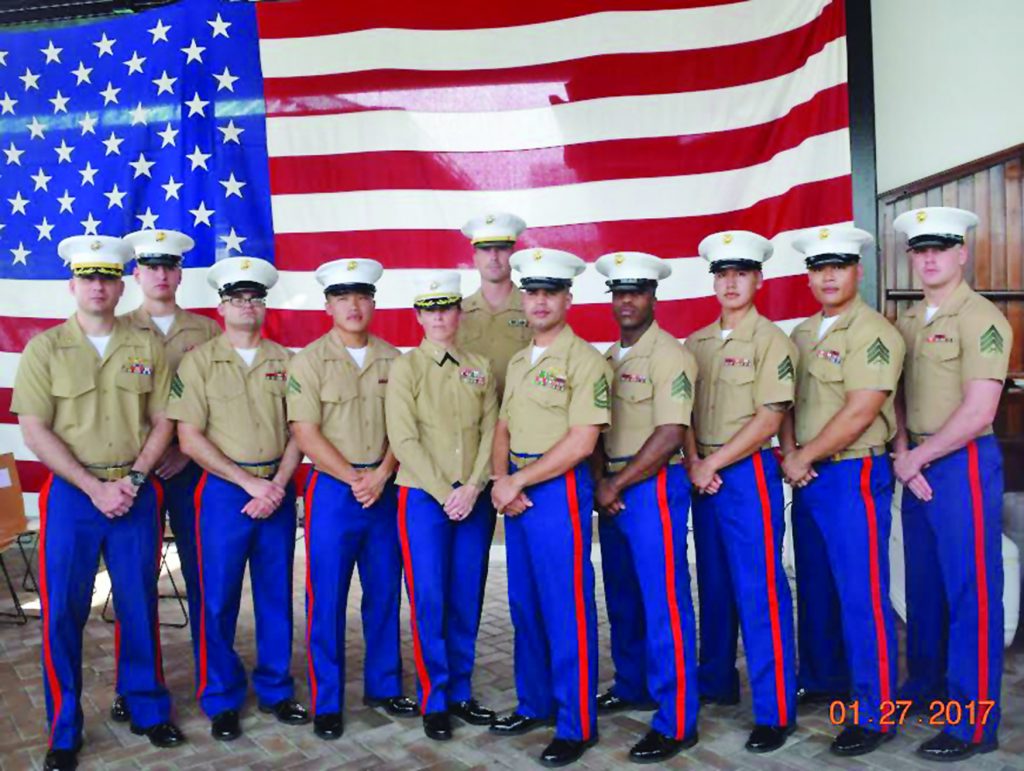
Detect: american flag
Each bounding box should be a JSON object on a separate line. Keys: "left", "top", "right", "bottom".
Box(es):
{"left": 1, "top": 0, "right": 852, "bottom": 514}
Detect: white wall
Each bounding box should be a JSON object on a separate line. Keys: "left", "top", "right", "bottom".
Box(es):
{"left": 872, "top": 0, "right": 1024, "bottom": 193}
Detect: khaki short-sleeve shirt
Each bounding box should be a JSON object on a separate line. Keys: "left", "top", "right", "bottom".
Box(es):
{"left": 121, "top": 306, "right": 221, "bottom": 373}
{"left": 500, "top": 324, "right": 612, "bottom": 457}
{"left": 386, "top": 340, "right": 498, "bottom": 503}
{"left": 11, "top": 317, "right": 170, "bottom": 467}
{"left": 791, "top": 297, "right": 905, "bottom": 448}
{"left": 457, "top": 287, "right": 531, "bottom": 398}
{"left": 684, "top": 308, "right": 796, "bottom": 446}
{"left": 168, "top": 334, "right": 292, "bottom": 463}
{"left": 604, "top": 321, "right": 697, "bottom": 459}
{"left": 285, "top": 333, "right": 398, "bottom": 465}
{"left": 897, "top": 280, "right": 1012, "bottom": 436}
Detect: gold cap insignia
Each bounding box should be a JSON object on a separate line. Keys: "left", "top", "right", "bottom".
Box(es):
{"left": 722, "top": 233, "right": 733, "bottom": 244}
{"left": 614, "top": 253, "right": 625, "bottom": 265}
{"left": 240, "top": 258, "right": 251, "bottom": 270}
{"left": 819, "top": 227, "right": 830, "bottom": 240}
{"left": 916, "top": 210, "right": 927, "bottom": 223}
{"left": 90, "top": 240, "right": 102, "bottom": 251}
{"left": 485, "top": 214, "right": 495, "bottom": 224}
{"left": 346, "top": 260, "right": 357, "bottom": 271}
{"left": 155, "top": 231, "right": 166, "bottom": 242}
{"left": 533, "top": 249, "right": 543, "bottom": 261}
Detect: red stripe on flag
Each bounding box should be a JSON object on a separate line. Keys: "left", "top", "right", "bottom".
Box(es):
{"left": 655, "top": 467, "right": 688, "bottom": 739}
{"left": 967, "top": 441, "right": 990, "bottom": 745}
{"left": 268, "top": 86, "right": 849, "bottom": 194}
{"left": 264, "top": 4, "right": 843, "bottom": 117}
{"left": 270, "top": 176, "right": 853, "bottom": 270}
{"left": 256, "top": 0, "right": 747, "bottom": 38}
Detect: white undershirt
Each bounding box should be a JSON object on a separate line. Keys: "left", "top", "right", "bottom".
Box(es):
{"left": 616, "top": 345, "right": 631, "bottom": 361}
{"left": 87, "top": 334, "right": 111, "bottom": 357}
{"left": 347, "top": 346, "right": 368, "bottom": 369}
{"left": 235, "top": 347, "right": 258, "bottom": 367}
{"left": 151, "top": 314, "right": 175, "bottom": 335}
{"left": 925, "top": 305, "right": 939, "bottom": 323}
{"left": 720, "top": 329, "right": 732, "bottom": 340}
{"left": 531, "top": 345, "right": 547, "bottom": 365}
{"left": 818, "top": 314, "right": 840, "bottom": 340}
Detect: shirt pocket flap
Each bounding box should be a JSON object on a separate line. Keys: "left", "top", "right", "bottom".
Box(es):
{"left": 808, "top": 356, "right": 844, "bottom": 383}
{"left": 115, "top": 369, "right": 154, "bottom": 393}
{"left": 51, "top": 371, "right": 96, "bottom": 398}
{"left": 617, "top": 380, "right": 653, "bottom": 403}
{"left": 719, "top": 364, "right": 756, "bottom": 385}
{"left": 322, "top": 378, "right": 358, "bottom": 404}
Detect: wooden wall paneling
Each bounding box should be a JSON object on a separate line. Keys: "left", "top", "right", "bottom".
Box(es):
{"left": 1008, "top": 156, "right": 1023, "bottom": 377}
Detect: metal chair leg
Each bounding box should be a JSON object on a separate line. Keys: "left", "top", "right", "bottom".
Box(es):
{"left": 0, "top": 553, "right": 28, "bottom": 625}
{"left": 18, "top": 533, "right": 38, "bottom": 593}
{"left": 157, "top": 539, "right": 188, "bottom": 629}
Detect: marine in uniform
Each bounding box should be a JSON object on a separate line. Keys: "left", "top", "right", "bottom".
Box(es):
{"left": 385, "top": 271, "right": 499, "bottom": 741}
{"left": 168, "top": 257, "right": 308, "bottom": 741}
{"left": 683, "top": 232, "right": 797, "bottom": 753}
{"left": 892, "top": 207, "right": 1011, "bottom": 761}
{"left": 592, "top": 252, "right": 700, "bottom": 762}
{"left": 456, "top": 212, "right": 531, "bottom": 398}
{"left": 489, "top": 248, "right": 611, "bottom": 767}
{"left": 110, "top": 229, "right": 221, "bottom": 723}
{"left": 12, "top": 236, "right": 185, "bottom": 771}
{"left": 286, "top": 259, "right": 416, "bottom": 741}
{"left": 781, "top": 227, "right": 905, "bottom": 756}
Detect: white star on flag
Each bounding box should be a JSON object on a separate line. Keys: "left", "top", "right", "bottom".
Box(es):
{"left": 26, "top": 116, "right": 46, "bottom": 139}
{"left": 79, "top": 112, "right": 98, "bottom": 135}
{"left": 0, "top": 92, "right": 16, "bottom": 114}
{"left": 35, "top": 217, "right": 55, "bottom": 241}
{"left": 185, "top": 92, "right": 209, "bottom": 117}
{"left": 102, "top": 132, "right": 124, "bottom": 156}
{"left": 0, "top": 51, "right": 8, "bottom": 67}
{"left": 189, "top": 201, "right": 215, "bottom": 226}
{"left": 130, "top": 102, "right": 148, "bottom": 125}
{"left": 220, "top": 228, "right": 246, "bottom": 253}
{"left": 218, "top": 120, "right": 244, "bottom": 144}
{"left": 8, "top": 192, "right": 29, "bottom": 215}
{"left": 80, "top": 213, "right": 101, "bottom": 236}
{"left": 79, "top": 161, "right": 99, "bottom": 185}
{"left": 148, "top": 19, "right": 171, "bottom": 43}
{"left": 3, "top": 142, "right": 24, "bottom": 165}
{"left": 162, "top": 176, "right": 183, "bottom": 201}
{"left": 213, "top": 67, "right": 239, "bottom": 92}
{"left": 136, "top": 207, "right": 159, "bottom": 229}
{"left": 30, "top": 168, "right": 51, "bottom": 191}
{"left": 94, "top": 33, "right": 116, "bottom": 57}
{"left": 208, "top": 14, "right": 232, "bottom": 38}
{"left": 100, "top": 82, "right": 121, "bottom": 104}
{"left": 19, "top": 68, "right": 40, "bottom": 91}
{"left": 11, "top": 242, "right": 29, "bottom": 266}
{"left": 157, "top": 123, "right": 178, "bottom": 148}
{"left": 54, "top": 139, "right": 74, "bottom": 163}
{"left": 220, "top": 172, "right": 246, "bottom": 198}
{"left": 41, "top": 41, "right": 62, "bottom": 64}
{"left": 152, "top": 70, "right": 177, "bottom": 95}
{"left": 129, "top": 152, "right": 156, "bottom": 178}
{"left": 57, "top": 190, "right": 75, "bottom": 213}
{"left": 181, "top": 39, "right": 206, "bottom": 64}
{"left": 104, "top": 183, "right": 127, "bottom": 209}
{"left": 72, "top": 61, "right": 92, "bottom": 85}
{"left": 124, "top": 51, "right": 147, "bottom": 74}
{"left": 49, "top": 90, "right": 70, "bottom": 114}
{"left": 186, "top": 145, "right": 211, "bottom": 171}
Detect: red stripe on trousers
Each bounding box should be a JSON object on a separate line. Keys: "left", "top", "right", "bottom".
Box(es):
{"left": 193, "top": 472, "right": 210, "bottom": 699}
{"left": 859, "top": 457, "right": 892, "bottom": 731}
{"left": 152, "top": 480, "right": 166, "bottom": 686}
{"left": 752, "top": 452, "right": 788, "bottom": 727}
{"left": 37, "top": 475, "right": 62, "bottom": 747}
{"left": 967, "top": 442, "right": 990, "bottom": 745}
{"left": 397, "top": 487, "right": 432, "bottom": 713}
{"left": 655, "top": 467, "right": 688, "bottom": 739}
{"left": 303, "top": 471, "right": 319, "bottom": 714}
{"left": 565, "top": 470, "right": 592, "bottom": 741}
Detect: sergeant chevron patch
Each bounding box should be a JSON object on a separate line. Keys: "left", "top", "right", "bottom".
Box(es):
{"left": 866, "top": 337, "right": 890, "bottom": 366}
{"left": 980, "top": 325, "right": 1004, "bottom": 355}
{"left": 671, "top": 371, "right": 692, "bottom": 401}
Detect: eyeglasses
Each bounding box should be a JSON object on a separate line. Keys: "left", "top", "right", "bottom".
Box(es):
{"left": 225, "top": 296, "right": 267, "bottom": 307}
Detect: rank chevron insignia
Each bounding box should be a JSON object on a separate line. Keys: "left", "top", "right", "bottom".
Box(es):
{"left": 170, "top": 374, "right": 184, "bottom": 399}
{"left": 777, "top": 355, "right": 794, "bottom": 382}
{"left": 980, "top": 324, "right": 1004, "bottom": 355}
{"left": 287, "top": 374, "right": 302, "bottom": 394}
{"left": 866, "top": 337, "right": 891, "bottom": 365}
{"left": 593, "top": 374, "right": 610, "bottom": 409}
{"left": 671, "top": 371, "right": 693, "bottom": 401}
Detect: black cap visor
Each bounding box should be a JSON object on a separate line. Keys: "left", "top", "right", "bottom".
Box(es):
{"left": 709, "top": 258, "right": 762, "bottom": 274}
{"left": 220, "top": 280, "right": 268, "bottom": 298}
{"left": 325, "top": 282, "right": 376, "bottom": 297}
{"left": 806, "top": 253, "right": 860, "bottom": 270}
{"left": 907, "top": 234, "right": 964, "bottom": 251}
{"left": 520, "top": 277, "right": 572, "bottom": 291}
{"left": 136, "top": 253, "right": 183, "bottom": 268}
{"left": 606, "top": 278, "right": 657, "bottom": 294}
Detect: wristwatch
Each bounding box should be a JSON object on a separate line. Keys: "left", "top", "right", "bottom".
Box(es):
{"left": 128, "top": 469, "right": 147, "bottom": 488}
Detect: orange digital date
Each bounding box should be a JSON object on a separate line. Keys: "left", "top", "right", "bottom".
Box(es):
{"left": 829, "top": 700, "right": 995, "bottom": 727}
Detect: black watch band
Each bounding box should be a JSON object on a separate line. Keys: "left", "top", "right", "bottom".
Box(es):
{"left": 128, "top": 469, "right": 147, "bottom": 488}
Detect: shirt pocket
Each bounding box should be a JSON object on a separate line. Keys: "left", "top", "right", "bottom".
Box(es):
{"left": 115, "top": 369, "right": 154, "bottom": 394}
{"left": 528, "top": 383, "right": 569, "bottom": 409}
{"left": 718, "top": 364, "right": 756, "bottom": 386}
{"left": 616, "top": 380, "right": 653, "bottom": 404}
{"left": 208, "top": 376, "right": 245, "bottom": 401}
{"left": 921, "top": 339, "right": 960, "bottom": 363}
{"left": 51, "top": 371, "right": 96, "bottom": 399}
{"left": 808, "top": 355, "right": 844, "bottom": 383}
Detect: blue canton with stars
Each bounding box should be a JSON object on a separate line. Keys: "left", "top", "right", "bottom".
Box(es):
{"left": 0, "top": 0, "right": 273, "bottom": 279}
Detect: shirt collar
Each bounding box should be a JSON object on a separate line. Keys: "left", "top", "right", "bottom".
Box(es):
{"left": 418, "top": 337, "right": 460, "bottom": 367}
{"left": 914, "top": 280, "right": 973, "bottom": 326}
{"left": 607, "top": 320, "right": 661, "bottom": 362}
{"left": 463, "top": 285, "right": 522, "bottom": 315}
{"left": 530, "top": 323, "right": 575, "bottom": 369}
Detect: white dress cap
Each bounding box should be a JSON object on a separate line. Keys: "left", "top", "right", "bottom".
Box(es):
{"left": 58, "top": 234, "right": 133, "bottom": 277}
{"left": 697, "top": 230, "right": 773, "bottom": 273}
{"left": 207, "top": 256, "right": 279, "bottom": 296}
{"left": 413, "top": 270, "right": 462, "bottom": 308}
{"left": 893, "top": 206, "right": 979, "bottom": 250}
{"left": 461, "top": 212, "right": 527, "bottom": 246}
{"left": 315, "top": 258, "right": 384, "bottom": 295}
{"left": 792, "top": 225, "right": 874, "bottom": 268}
{"left": 595, "top": 251, "right": 670, "bottom": 291}
{"left": 510, "top": 247, "right": 585, "bottom": 289}
{"left": 123, "top": 228, "right": 195, "bottom": 266}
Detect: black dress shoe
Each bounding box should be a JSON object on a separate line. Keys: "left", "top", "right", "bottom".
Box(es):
{"left": 830, "top": 725, "right": 895, "bottom": 756}
{"left": 363, "top": 695, "right": 419, "bottom": 717}
{"left": 490, "top": 712, "right": 554, "bottom": 735}
{"left": 313, "top": 712, "right": 344, "bottom": 740}
{"left": 540, "top": 736, "right": 598, "bottom": 767}
{"left": 745, "top": 724, "right": 796, "bottom": 753}
{"left": 130, "top": 721, "right": 186, "bottom": 748}
{"left": 797, "top": 687, "right": 849, "bottom": 706}
{"left": 450, "top": 698, "right": 496, "bottom": 725}
{"left": 259, "top": 699, "right": 311, "bottom": 725}
{"left": 915, "top": 731, "right": 998, "bottom": 762}
{"left": 210, "top": 710, "right": 242, "bottom": 741}
{"left": 43, "top": 749, "right": 78, "bottom": 771}
{"left": 629, "top": 729, "right": 698, "bottom": 763}
{"left": 423, "top": 711, "right": 453, "bottom": 741}
{"left": 110, "top": 695, "right": 130, "bottom": 723}
{"left": 596, "top": 689, "right": 657, "bottom": 713}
